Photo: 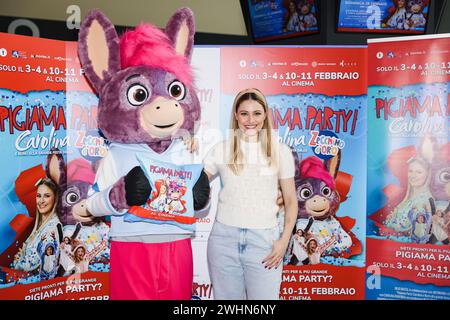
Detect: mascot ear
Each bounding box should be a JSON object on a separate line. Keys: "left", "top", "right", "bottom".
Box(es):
{"left": 78, "top": 9, "right": 120, "bottom": 92}
{"left": 165, "top": 7, "right": 195, "bottom": 61}
{"left": 46, "top": 148, "right": 66, "bottom": 187}
{"left": 324, "top": 150, "right": 341, "bottom": 179}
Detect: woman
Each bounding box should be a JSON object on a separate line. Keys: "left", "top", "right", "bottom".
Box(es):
{"left": 13, "top": 178, "right": 61, "bottom": 272}
{"left": 386, "top": 157, "right": 433, "bottom": 233}
{"left": 149, "top": 180, "right": 168, "bottom": 212}
{"left": 71, "top": 239, "right": 107, "bottom": 274}
{"left": 204, "top": 88, "right": 298, "bottom": 300}
{"left": 430, "top": 209, "right": 450, "bottom": 245}
{"left": 283, "top": 1, "right": 300, "bottom": 32}
{"left": 58, "top": 235, "right": 76, "bottom": 276}
{"left": 289, "top": 229, "right": 309, "bottom": 266}
{"left": 304, "top": 235, "right": 336, "bottom": 265}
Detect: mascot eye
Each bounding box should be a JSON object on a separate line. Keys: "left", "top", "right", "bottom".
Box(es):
{"left": 66, "top": 191, "right": 80, "bottom": 205}
{"left": 299, "top": 187, "right": 312, "bottom": 199}
{"left": 127, "top": 84, "right": 149, "bottom": 106}
{"left": 321, "top": 186, "right": 331, "bottom": 197}
{"left": 439, "top": 171, "right": 450, "bottom": 183}
{"left": 168, "top": 81, "right": 186, "bottom": 101}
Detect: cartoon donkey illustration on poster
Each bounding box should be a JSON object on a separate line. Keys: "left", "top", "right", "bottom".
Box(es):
{"left": 294, "top": 151, "right": 361, "bottom": 258}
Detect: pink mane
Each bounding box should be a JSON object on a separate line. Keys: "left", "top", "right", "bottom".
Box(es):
{"left": 300, "top": 156, "right": 336, "bottom": 189}
{"left": 67, "top": 159, "right": 95, "bottom": 185}
{"left": 120, "top": 23, "right": 193, "bottom": 86}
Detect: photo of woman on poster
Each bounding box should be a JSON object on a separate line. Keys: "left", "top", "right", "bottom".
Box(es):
{"left": 149, "top": 180, "right": 169, "bottom": 212}
{"left": 386, "top": 157, "right": 432, "bottom": 234}
{"left": 429, "top": 199, "right": 450, "bottom": 245}
{"left": 430, "top": 209, "right": 450, "bottom": 244}
{"left": 58, "top": 236, "right": 76, "bottom": 276}
{"left": 285, "top": 217, "right": 314, "bottom": 265}
{"left": 71, "top": 239, "right": 107, "bottom": 274}
{"left": 289, "top": 229, "right": 309, "bottom": 265}
{"left": 283, "top": 1, "right": 300, "bottom": 32}
{"left": 305, "top": 235, "right": 336, "bottom": 265}
{"left": 204, "top": 88, "right": 298, "bottom": 300}
{"left": 56, "top": 223, "right": 81, "bottom": 277}
{"left": 13, "top": 178, "right": 61, "bottom": 273}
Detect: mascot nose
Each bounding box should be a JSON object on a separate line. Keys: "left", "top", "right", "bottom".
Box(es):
{"left": 312, "top": 197, "right": 326, "bottom": 203}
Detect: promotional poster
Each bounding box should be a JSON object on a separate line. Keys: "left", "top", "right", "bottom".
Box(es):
{"left": 246, "top": 0, "right": 319, "bottom": 42}
{"left": 366, "top": 34, "right": 450, "bottom": 300}
{"left": 338, "top": 0, "right": 431, "bottom": 34}
{"left": 0, "top": 32, "right": 222, "bottom": 300}
{"left": 189, "top": 47, "right": 222, "bottom": 300}
{"left": 0, "top": 33, "right": 110, "bottom": 300}
{"left": 220, "top": 46, "right": 367, "bottom": 300}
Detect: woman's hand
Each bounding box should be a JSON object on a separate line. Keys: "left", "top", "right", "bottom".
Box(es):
{"left": 262, "top": 238, "right": 289, "bottom": 269}
{"left": 41, "top": 234, "right": 47, "bottom": 241}
{"left": 276, "top": 188, "right": 284, "bottom": 210}
{"left": 183, "top": 135, "right": 199, "bottom": 154}
{"left": 270, "top": 177, "right": 297, "bottom": 269}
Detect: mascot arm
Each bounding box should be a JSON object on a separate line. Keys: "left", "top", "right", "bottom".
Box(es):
{"left": 193, "top": 170, "right": 211, "bottom": 210}
{"left": 86, "top": 153, "right": 129, "bottom": 216}
{"left": 123, "top": 166, "right": 152, "bottom": 206}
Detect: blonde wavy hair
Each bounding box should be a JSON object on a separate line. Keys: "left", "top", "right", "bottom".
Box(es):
{"left": 228, "top": 88, "right": 277, "bottom": 175}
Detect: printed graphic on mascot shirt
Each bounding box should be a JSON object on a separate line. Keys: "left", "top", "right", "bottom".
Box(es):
{"left": 125, "top": 154, "right": 203, "bottom": 231}
{"left": 147, "top": 179, "right": 187, "bottom": 215}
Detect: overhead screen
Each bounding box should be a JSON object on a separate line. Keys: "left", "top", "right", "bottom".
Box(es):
{"left": 337, "top": 0, "right": 431, "bottom": 34}
{"left": 245, "top": 0, "right": 320, "bottom": 42}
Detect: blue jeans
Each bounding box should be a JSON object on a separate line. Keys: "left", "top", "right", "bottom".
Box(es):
{"left": 207, "top": 220, "right": 282, "bottom": 300}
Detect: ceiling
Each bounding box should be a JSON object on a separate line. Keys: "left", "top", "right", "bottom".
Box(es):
{"left": 0, "top": 0, "right": 248, "bottom": 35}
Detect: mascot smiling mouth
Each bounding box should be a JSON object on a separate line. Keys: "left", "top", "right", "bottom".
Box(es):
{"left": 154, "top": 123, "right": 176, "bottom": 129}
{"left": 309, "top": 208, "right": 329, "bottom": 216}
